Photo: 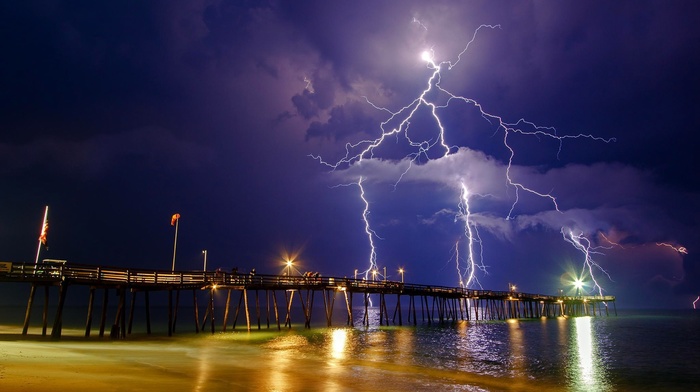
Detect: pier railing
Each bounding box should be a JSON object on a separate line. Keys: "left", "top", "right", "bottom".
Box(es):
{"left": 0, "top": 261, "right": 614, "bottom": 303}
{"left": 0, "top": 261, "right": 616, "bottom": 338}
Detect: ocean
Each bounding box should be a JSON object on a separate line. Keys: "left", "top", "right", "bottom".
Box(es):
{"left": 1, "top": 306, "right": 698, "bottom": 391}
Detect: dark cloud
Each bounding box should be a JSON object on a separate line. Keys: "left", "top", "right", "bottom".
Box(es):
{"left": 1, "top": 0, "right": 699, "bottom": 308}
{"left": 0, "top": 127, "right": 214, "bottom": 177}
{"left": 305, "top": 100, "right": 378, "bottom": 141}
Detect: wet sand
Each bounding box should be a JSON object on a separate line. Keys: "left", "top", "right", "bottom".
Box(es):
{"left": 0, "top": 325, "right": 560, "bottom": 392}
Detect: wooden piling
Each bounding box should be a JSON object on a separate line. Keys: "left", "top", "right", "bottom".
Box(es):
{"left": 50, "top": 281, "right": 68, "bottom": 339}
{"left": 22, "top": 283, "right": 37, "bottom": 335}
{"left": 144, "top": 290, "right": 151, "bottom": 334}
{"left": 85, "top": 286, "right": 95, "bottom": 337}
{"left": 127, "top": 289, "right": 136, "bottom": 335}
{"left": 99, "top": 288, "right": 109, "bottom": 337}
{"left": 221, "top": 289, "right": 230, "bottom": 332}
{"left": 243, "top": 289, "right": 251, "bottom": 331}
{"left": 42, "top": 285, "right": 49, "bottom": 336}
{"left": 209, "top": 287, "right": 215, "bottom": 334}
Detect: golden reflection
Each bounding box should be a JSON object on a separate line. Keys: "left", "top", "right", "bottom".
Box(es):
{"left": 456, "top": 319, "right": 469, "bottom": 336}
{"left": 194, "top": 345, "right": 212, "bottom": 392}
{"left": 394, "top": 328, "right": 415, "bottom": 363}
{"left": 330, "top": 328, "right": 348, "bottom": 360}
{"left": 507, "top": 319, "right": 525, "bottom": 376}
{"left": 263, "top": 335, "right": 309, "bottom": 391}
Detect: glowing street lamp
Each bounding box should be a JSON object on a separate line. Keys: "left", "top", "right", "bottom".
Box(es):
{"left": 372, "top": 269, "right": 378, "bottom": 281}
{"left": 574, "top": 278, "right": 584, "bottom": 297}
{"left": 398, "top": 268, "right": 404, "bottom": 283}
{"left": 286, "top": 259, "right": 294, "bottom": 276}
{"left": 354, "top": 269, "right": 358, "bottom": 280}
{"left": 202, "top": 249, "right": 208, "bottom": 272}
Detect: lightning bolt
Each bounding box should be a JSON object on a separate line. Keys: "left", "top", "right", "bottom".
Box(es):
{"left": 358, "top": 177, "right": 381, "bottom": 278}
{"left": 455, "top": 183, "right": 485, "bottom": 288}
{"left": 453, "top": 240, "right": 464, "bottom": 287}
{"left": 562, "top": 229, "right": 614, "bottom": 297}
{"left": 693, "top": 296, "right": 699, "bottom": 310}
{"left": 412, "top": 17, "right": 428, "bottom": 31}
{"left": 656, "top": 242, "right": 689, "bottom": 255}
{"left": 311, "top": 24, "right": 614, "bottom": 290}
{"left": 331, "top": 177, "right": 382, "bottom": 282}
{"left": 303, "top": 76, "right": 314, "bottom": 93}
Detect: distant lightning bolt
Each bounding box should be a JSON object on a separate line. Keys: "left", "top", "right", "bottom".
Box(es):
{"left": 656, "top": 242, "right": 689, "bottom": 255}
{"left": 693, "top": 296, "right": 699, "bottom": 309}
{"left": 303, "top": 76, "right": 315, "bottom": 93}
{"left": 562, "top": 229, "right": 614, "bottom": 297}
{"left": 332, "top": 178, "right": 382, "bottom": 281}
{"left": 455, "top": 183, "right": 485, "bottom": 288}
{"left": 599, "top": 232, "right": 625, "bottom": 249}
{"left": 312, "top": 24, "right": 614, "bottom": 289}
{"left": 412, "top": 17, "right": 428, "bottom": 31}
{"left": 358, "top": 177, "right": 381, "bottom": 278}
{"left": 453, "top": 240, "right": 464, "bottom": 287}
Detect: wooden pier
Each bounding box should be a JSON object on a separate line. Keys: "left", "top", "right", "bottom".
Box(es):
{"left": 0, "top": 261, "right": 616, "bottom": 339}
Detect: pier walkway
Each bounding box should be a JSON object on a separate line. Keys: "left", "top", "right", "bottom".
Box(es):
{"left": 0, "top": 261, "right": 616, "bottom": 339}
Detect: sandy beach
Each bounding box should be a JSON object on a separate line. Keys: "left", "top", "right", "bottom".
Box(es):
{"left": 0, "top": 324, "right": 552, "bottom": 392}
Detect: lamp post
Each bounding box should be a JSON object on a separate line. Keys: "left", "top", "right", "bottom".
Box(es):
{"left": 383, "top": 266, "right": 386, "bottom": 282}
{"left": 286, "top": 259, "right": 293, "bottom": 276}
{"left": 354, "top": 269, "right": 358, "bottom": 280}
{"left": 202, "top": 249, "right": 207, "bottom": 272}
{"left": 398, "top": 268, "right": 404, "bottom": 283}
{"left": 372, "top": 269, "right": 377, "bottom": 281}
{"left": 574, "top": 279, "right": 583, "bottom": 297}
{"left": 170, "top": 213, "right": 181, "bottom": 272}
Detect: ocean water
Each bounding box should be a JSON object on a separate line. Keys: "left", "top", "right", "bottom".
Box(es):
{"left": 1, "top": 306, "right": 698, "bottom": 391}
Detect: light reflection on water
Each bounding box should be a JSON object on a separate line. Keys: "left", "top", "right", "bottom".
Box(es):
{"left": 8, "top": 310, "right": 700, "bottom": 391}
{"left": 506, "top": 319, "right": 525, "bottom": 378}
{"left": 571, "top": 316, "right": 610, "bottom": 392}
{"left": 574, "top": 317, "right": 595, "bottom": 386}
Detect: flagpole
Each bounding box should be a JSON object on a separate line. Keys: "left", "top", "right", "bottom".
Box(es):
{"left": 35, "top": 206, "right": 48, "bottom": 264}
{"left": 171, "top": 217, "right": 179, "bottom": 272}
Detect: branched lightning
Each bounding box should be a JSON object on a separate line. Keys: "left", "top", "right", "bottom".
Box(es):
{"left": 331, "top": 178, "right": 382, "bottom": 280}
{"left": 358, "top": 177, "right": 381, "bottom": 278}
{"left": 312, "top": 24, "right": 615, "bottom": 289}
{"left": 455, "top": 183, "right": 485, "bottom": 288}
{"left": 562, "top": 229, "right": 614, "bottom": 296}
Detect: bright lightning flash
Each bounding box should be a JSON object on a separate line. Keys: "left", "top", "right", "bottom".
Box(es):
{"left": 312, "top": 24, "right": 614, "bottom": 289}
{"left": 562, "top": 229, "right": 614, "bottom": 297}
{"left": 455, "top": 183, "right": 485, "bottom": 288}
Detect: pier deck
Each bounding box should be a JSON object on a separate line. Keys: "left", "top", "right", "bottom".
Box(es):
{"left": 0, "top": 261, "right": 615, "bottom": 338}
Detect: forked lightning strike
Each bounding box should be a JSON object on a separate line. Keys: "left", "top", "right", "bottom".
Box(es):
{"left": 455, "top": 183, "right": 485, "bottom": 288}
{"left": 312, "top": 24, "right": 615, "bottom": 290}
{"left": 562, "top": 229, "right": 614, "bottom": 296}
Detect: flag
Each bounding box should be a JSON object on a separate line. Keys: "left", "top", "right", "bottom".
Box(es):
{"left": 39, "top": 221, "right": 49, "bottom": 246}
{"left": 171, "top": 213, "right": 181, "bottom": 226}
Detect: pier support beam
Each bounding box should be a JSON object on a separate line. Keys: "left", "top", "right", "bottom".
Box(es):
{"left": 22, "top": 283, "right": 37, "bottom": 335}
{"left": 50, "top": 281, "right": 68, "bottom": 339}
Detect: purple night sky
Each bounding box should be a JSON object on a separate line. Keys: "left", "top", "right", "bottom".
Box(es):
{"left": 1, "top": 1, "right": 699, "bottom": 308}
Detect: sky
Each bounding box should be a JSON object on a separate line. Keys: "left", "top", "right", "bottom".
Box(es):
{"left": 2, "top": 1, "right": 699, "bottom": 309}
